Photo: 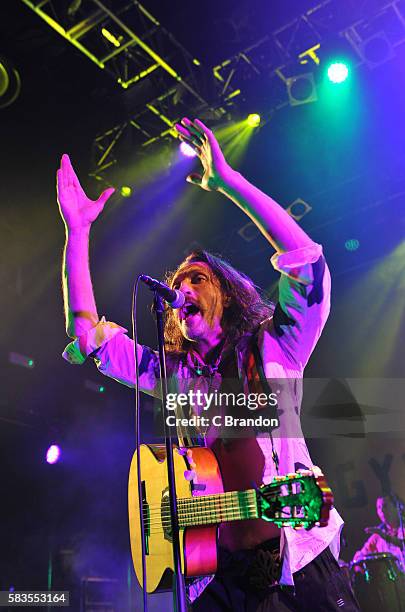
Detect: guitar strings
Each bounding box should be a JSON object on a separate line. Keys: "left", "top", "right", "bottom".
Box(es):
{"left": 137, "top": 491, "right": 281, "bottom": 512}
{"left": 143, "top": 506, "right": 259, "bottom": 527}
{"left": 141, "top": 506, "right": 299, "bottom": 532}
{"left": 143, "top": 502, "right": 260, "bottom": 530}
{"left": 144, "top": 513, "right": 304, "bottom": 534}
{"left": 142, "top": 508, "right": 303, "bottom": 533}
{"left": 138, "top": 498, "right": 300, "bottom": 518}
{"left": 138, "top": 498, "right": 296, "bottom": 518}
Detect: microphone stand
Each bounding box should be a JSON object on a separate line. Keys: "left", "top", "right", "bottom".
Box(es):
{"left": 153, "top": 292, "right": 187, "bottom": 612}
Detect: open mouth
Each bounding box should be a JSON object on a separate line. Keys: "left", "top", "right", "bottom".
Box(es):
{"left": 182, "top": 302, "right": 201, "bottom": 320}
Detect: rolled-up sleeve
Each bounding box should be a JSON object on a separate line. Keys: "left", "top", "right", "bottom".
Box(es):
{"left": 270, "top": 243, "right": 331, "bottom": 368}
{"left": 62, "top": 317, "right": 160, "bottom": 397}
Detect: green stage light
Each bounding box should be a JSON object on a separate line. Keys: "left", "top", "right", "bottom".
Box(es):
{"left": 9, "top": 352, "right": 35, "bottom": 368}
{"left": 247, "top": 113, "right": 261, "bottom": 128}
{"left": 0, "top": 56, "right": 21, "bottom": 108}
{"left": 120, "top": 186, "right": 132, "bottom": 197}
{"left": 345, "top": 239, "right": 360, "bottom": 251}
{"left": 327, "top": 62, "right": 349, "bottom": 84}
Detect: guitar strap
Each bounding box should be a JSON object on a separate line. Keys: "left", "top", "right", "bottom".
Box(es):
{"left": 250, "top": 336, "right": 280, "bottom": 475}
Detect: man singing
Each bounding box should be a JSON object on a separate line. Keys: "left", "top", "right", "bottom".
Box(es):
{"left": 58, "top": 118, "right": 359, "bottom": 610}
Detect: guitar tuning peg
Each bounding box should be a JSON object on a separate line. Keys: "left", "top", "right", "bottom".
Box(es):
{"left": 184, "top": 469, "right": 196, "bottom": 481}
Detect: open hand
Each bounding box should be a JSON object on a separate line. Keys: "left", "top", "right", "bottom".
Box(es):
{"left": 57, "top": 154, "right": 115, "bottom": 231}
{"left": 175, "top": 118, "right": 232, "bottom": 191}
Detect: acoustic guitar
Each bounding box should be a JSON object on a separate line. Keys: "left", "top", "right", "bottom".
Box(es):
{"left": 128, "top": 444, "right": 333, "bottom": 592}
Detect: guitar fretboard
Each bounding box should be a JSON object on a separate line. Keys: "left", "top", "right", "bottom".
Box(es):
{"left": 177, "top": 489, "right": 259, "bottom": 527}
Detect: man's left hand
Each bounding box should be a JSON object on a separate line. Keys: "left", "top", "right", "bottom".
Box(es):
{"left": 175, "top": 117, "right": 232, "bottom": 191}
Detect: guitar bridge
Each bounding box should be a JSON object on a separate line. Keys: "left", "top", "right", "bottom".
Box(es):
{"left": 141, "top": 480, "right": 150, "bottom": 555}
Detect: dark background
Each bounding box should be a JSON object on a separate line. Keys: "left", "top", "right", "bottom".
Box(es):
{"left": 0, "top": 0, "right": 404, "bottom": 609}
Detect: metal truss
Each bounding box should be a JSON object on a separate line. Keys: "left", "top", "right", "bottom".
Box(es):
{"left": 211, "top": 0, "right": 405, "bottom": 113}
{"left": 20, "top": 0, "right": 230, "bottom": 182}
{"left": 20, "top": 0, "right": 222, "bottom": 174}
{"left": 21, "top": 0, "right": 405, "bottom": 184}
{"left": 21, "top": 0, "right": 205, "bottom": 91}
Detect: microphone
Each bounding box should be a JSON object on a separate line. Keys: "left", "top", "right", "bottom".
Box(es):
{"left": 140, "top": 275, "right": 185, "bottom": 309}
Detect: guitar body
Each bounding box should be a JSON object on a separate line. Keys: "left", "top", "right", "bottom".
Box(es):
{"left": 128, "top": 444, "right": 224, "bottom": 593}
{"left": 128, "top": 444, "right": 333, "bottom": 594}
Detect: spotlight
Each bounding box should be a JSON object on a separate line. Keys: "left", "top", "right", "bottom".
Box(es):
{"left": 0, "top": 56, "right": 21, "bottom": 109}
{"left": 286, "top": 74, "right": 317, "bottom": 106}
{"left": 237, "top": 221, "right": 260, "bottom": 242}
{"left": 9, "top": 352, "right": 35, "bottom": 369}
{"left": 67, "top": 0, "right": 82, "bottom": 17}
{"left": 101, "top": 28, "right": 121, "bottom": 48}
{"left": 327, "top": 62, "right": 349, "bottom": 84}
{"left": 46, "top": 445, "right": 61, "bottom": 465}
{"left": 345, "top": 239, "right": 360, "bottom": 251}
{"left": 85, "top": 379, "right": 107, "bottom": 393}
{"left": 120, "top": 186, "right": 132, "bottom": 197}
{"left": 247, "top": 113, "right": 261, "bottom": 128}
{"left": 357, "top": 32, "right": 394, "bottom": 69}
{"left": 180, "top": 141, "right": 197, "bottom": 157}
{"left": 286, "top": 199, "right": 312, "bottom": 221}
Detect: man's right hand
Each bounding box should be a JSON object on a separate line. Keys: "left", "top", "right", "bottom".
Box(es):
{"left": 57, "top": 154, "right": 115, "bottom": 231}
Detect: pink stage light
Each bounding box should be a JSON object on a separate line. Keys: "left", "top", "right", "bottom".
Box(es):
{"left": 180, "top": 141, "right": 197, "bottom": 157}
{"left": 46, "top": 444, "right": 61, "bottom": 464}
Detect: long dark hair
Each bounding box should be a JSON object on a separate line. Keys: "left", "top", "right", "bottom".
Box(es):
{"left": 164, "top": 250, "right": 275, "bottom": 352}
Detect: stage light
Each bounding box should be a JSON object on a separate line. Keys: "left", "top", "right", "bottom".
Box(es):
{"left": 247, "top": 114, "right": 261, "bottom": 128}
{"left": 85, "top": 379, "right": 107, "bottom": 393}
{"left": 327, "top": 62, "right": 349, "bottom": 84}
{"left": 286, "top": 199, "right": 312, "bottom": 221}
{"left": 180, "top": 141, "right": 197, "bottom": 157}
{"left": 101, "top": 28, "right": 121, "bottom": 48}
{"left": 286, "top": 74, "right": 317, "bottom": 106}
{"left": 46, "top": 445, "right": 61, "bottom": 465}
{"left": 9, "top": 352, "right": 35, "bottom": 368}
{"left": 357, "top": 33, "right": 394, "bottom": 69}
{"left": 345, "top": 239, "right": 360, "bottom": 251}
{"left": 67, "top": 0, "right": 82, "bottom": 17}
{"left": 237, "top": 221, "right": 260, "bottom": 243}
{"left": 0, "top": 56, "right": 21, "bottom": 109}
{"left": 120, "top": 186, "right": 132, "bottom": 197}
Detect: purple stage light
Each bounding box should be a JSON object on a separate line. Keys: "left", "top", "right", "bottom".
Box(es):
{"left": 46, "top": 444, "right": 61, "bottom": 464}
{"left": 180, "top": 141, "right": 197, "bottom": 157}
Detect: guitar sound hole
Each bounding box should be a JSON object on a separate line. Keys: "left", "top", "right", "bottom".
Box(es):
{"left": 161, "top": 489, "right": 172, "bottom": 542}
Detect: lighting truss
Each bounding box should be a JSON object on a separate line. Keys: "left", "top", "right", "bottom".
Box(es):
{"left": 21, "top": 0, "right": 405, "bottom": 184}
{"left": 211, "top": 0, "right": 405, "bottom": 109}
{"left": 20, "top": 1, "right": 222, "bottom": 162}
{"left": 343, "top": 1, "right": 405, "bottom": 66}
{"left": 21, "top": 0, "right": 207, "bottom": 92}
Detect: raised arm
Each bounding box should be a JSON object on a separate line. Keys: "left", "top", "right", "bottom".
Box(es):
{"left": 57, "top": 154, "right": 115, "bottom": 338}
{"left": 175, "top": 118, "right": 314, "bottom": 253}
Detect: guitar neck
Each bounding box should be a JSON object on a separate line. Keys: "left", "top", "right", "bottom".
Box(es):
{"left": 178, "top": 489, "right": 259, "bottom": 528}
